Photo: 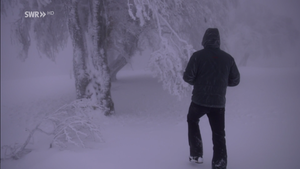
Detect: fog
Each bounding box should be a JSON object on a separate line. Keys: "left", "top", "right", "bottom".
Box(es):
{"left": 1, "top": 21, "right": 73, "bottom": 80}
{"left": 1, "top": 0, "right": 300, "bottom": 80}
{"left": 260, "top": 0, "right": 299, "bottom": 25}
{"left": 1, "top": 1, "right": 300, "bottom": 168}
{"left": 238, "top": 0, "right": 300, "bottom": 29}
{"left": 226, "top": 0, "right": 300, "bottom": 67}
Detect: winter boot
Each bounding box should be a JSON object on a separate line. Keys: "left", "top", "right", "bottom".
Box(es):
{"left": 189, "top": 156, "right": 203, "bottom": 164}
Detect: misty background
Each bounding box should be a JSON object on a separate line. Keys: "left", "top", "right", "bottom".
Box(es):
{"left": 1, "top": 0, "right": 299, "bottom": 80}
{"left": 1, "top": 1, "right": 300, "bottom": 168}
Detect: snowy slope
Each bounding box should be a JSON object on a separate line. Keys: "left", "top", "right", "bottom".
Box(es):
{"left": 1, "top": 67, "right": 300, "bottom": 169}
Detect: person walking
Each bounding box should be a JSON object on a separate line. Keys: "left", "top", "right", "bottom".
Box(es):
{"left": 183, "top": 28, "right": 240, "bottom": 169}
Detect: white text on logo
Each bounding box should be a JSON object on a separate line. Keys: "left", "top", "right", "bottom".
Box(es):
{"left": 25, "top": 11, "right": 46, "bottom": 18}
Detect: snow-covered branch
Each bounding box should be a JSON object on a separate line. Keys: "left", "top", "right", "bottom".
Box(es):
{"left": 1, "top": 99, "right": 104, "bottom": 160}
{"left": 128, "top": 0, "right": 194, "bottom": 98}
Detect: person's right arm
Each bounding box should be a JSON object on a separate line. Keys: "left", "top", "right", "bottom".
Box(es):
{"left": 183, "top": 54, "right": 198, "bottom": 85}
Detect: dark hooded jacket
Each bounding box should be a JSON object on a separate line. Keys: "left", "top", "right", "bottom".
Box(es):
{"left": 183, "top": 28, "right": 240, "bottom": 108}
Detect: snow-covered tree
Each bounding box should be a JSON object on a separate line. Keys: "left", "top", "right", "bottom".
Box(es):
{"left": 2, "top": 0, "right": 239, "bottom": 107}
{"left": 2, "top": 0, "right": 115, "bottom": 115}
{"left": 68, "top": 0, "right": 115, "bottom": 115}
{"left": 127, "top": 0, "right": 237, "bottom": 97}
{"left": 105, "top": 1, "right": 143, "bottom": 81}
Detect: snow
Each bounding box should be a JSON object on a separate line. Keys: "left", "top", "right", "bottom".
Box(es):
{"left": 1, "top": 67, "right": 300, "bottom": 169}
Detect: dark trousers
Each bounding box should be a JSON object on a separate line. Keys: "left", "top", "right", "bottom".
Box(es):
{"left": 187, "top": 102, "right": 227, "bottom": 169}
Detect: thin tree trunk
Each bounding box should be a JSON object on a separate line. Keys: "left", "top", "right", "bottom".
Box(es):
{"left": 239, "top": 52, "right": 250, "bottom": 66}
{"left": 109, "top": 55, "right": 127, "bottom": 81}
{"left": 68, "top": 0, "right": 89, "bottom": 99}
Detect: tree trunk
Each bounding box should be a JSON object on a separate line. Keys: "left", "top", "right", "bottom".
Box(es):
{"left": 88, "top": 0, "right": 114, "bottom": 115}
{"left": 239, "top": 52, "right": 250, "bottom": 66}
{"left": 109, "top": 55, "right": 127, "bottom": 81}
{"left": 68, "top": 0, "right": 114, "bottom": 116}
{"left": 68, "top": 0, "right": 89, "bottom": 99}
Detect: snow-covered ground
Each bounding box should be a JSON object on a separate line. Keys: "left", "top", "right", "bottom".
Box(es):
{"left": 1, "top": 67, "right": 300, "bottom": 169}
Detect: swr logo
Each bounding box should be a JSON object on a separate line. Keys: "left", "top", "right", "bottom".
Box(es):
{"left": 25, "top": 11, "right": 46, "bottom": 18}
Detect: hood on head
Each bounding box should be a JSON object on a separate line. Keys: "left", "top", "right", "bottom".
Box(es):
{"left": 201, "top": 28, "right": 220, "bottom": 49}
